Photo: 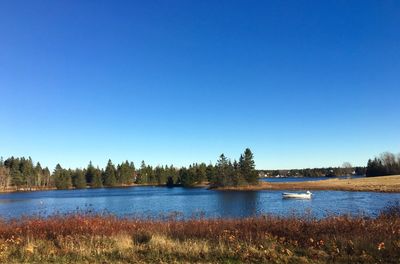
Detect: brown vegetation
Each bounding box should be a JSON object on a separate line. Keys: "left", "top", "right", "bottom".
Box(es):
{"left": 0, "top": 207, "right": 399, "bottom": 263}
{"left": 219, "top": 175, "right": 400, "bottom": 192}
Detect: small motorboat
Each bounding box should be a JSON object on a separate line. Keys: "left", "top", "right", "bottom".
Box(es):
{"left": 282, "top": 191, "right": 312, "bottom": 199}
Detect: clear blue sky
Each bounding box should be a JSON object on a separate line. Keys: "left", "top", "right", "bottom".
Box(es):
{"left": 0, "top": 1, "right": 399, "bottom": 170}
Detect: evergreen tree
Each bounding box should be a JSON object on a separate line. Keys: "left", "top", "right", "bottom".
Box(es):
{"left": 42, "top": 167, "right": 52, "bottom": 187}
{"left": 232, "top": 160, "right": 242, "bottom": 186}
{"left": 194, "top": 163, "right": 207, "bottom": 183}
{"left": 72, "top": 169, "right": 86, "bottom": 189}
{"left": 20, "top": 157, "right": 34, "bottom": 188}
{"left": 91, "top": 167, "right": 103, "bottom": 188}
{"left": 34, "top": 162, "right": 43, "bottom": 187}
{"left": 146, "top": 165, "right": 155, "bottom": 183}
{"left": 85, "top": 161, "right": 95, "bottom": 184}
{"left": 53, "top": 164, "right": 72, "bottom": 189}
{"left": 212, "top": 154, "right": 230, "bottom": 187}
{"left": 179, "top": 167, "right": 196, "bottom": 187}
{"left": 168, "top": 165, "right": 179, "bottom": 184}
{"left": 0, "top": 151, "right": 260, "bottom": 189}
{"left": 155, "top": 166, "right": 165, "bottom": 185}
{"left": 166, "top": 176, "right": 174, "bottom": 187}
{"left": 136, "top": 161, "right": 147, "bottom": 184}
{"left": 366, "top": 152, "right": 400, "bottom": 177}
{"left": 103, "top": 159, "right": 117, "bottom": 187}
{"left": 11, "top": 169, "right": 24, "bottom": 187}
{"left": 206, "top": 164, "right": 215, "bottom": 182}
{"left": 4, "top": 157, "right": 22, "bottom": 188}
{"left": 240, "top": 148, "right": 258, "bottom": 185}
{"left": 160, "top": 165, "right": 168, "bottom": 184}
{"left": 117, "top": 161, "right": 134, "bottom": 184}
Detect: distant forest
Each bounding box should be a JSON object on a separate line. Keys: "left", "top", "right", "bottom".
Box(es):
{"left": 258, "top": 166, "right": 366, "bottom": 178}
{"left": 365, "top": 152, "right": 400, "bottom": 177}
{"left": 0, "top": 148, "right": 258, "bottom": 190}
{"left": 258, "top": 152, "right": 400, "bottom": 178}
{"left": 0, "top": 150, "right": 398, "bottom": 191}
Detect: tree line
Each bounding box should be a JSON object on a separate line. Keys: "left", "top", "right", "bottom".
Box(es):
{"left": 0, "top": 157, "right": 51, "bottom": 190}
{"left": 0, "top": 148, "right": 258, "bottom": 190}
{"left": 259, "top": 165, "right": 366, "bottom": 178}
{"left": 2, "top": 150, "right": 397, "bottom": 190}
{"left": 366, "top": 152, "right": 400, "bottom": 177}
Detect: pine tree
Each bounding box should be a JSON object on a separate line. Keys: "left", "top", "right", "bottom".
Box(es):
{"left": 167, "top": 165, "right": 178, "bottom": 184}
{"left": 146, "top": 165, "right": 155, "bottom": 183}
{"left": 166, "top": 176, "right": 174, "bottom": 187}
{"left": 136, "top": 161, "right": 147, "bottom": 184}
{"left": 72, "top": 169, "right": 86, "bottom": 189}
{"left": 92, "top": 167, "right": 103, "bottom": 188}
{"left": 240, "top": 148, "right": 258, "bottom": 185}
{"left": 42, "top": 167, "right": 51, "bottom": 187}
{"left": 85, "top": 161, "right": 95, "bottom": 184}
{"left": 53, "top": 164, "right": 72, "bottom": 189}
{"left": 11, "top": 168, "right": 24, "bottom": 188}
{"left": 232, "top": 160, "right": 242, "bottom": 186}
{"left": 179, "top": 167, "right": 196, "bottom": 187}
{"left": 195, "top": 163, "right": 207, "bottom": 183}
{"left": 34, "top": 162, "right": 43, "bottom": 187}
{"left": 206, "top": 164, "right": 215, "bottom": 182}
{"left": 117, "top": 161, "right": 131, "bottom": 184}
{"left": 212, "top": 154, "right": 230, "bottom": 187}
{"left": 103, "top": 159, "right": 117, "bottom": 187}
{"left": 155, "top": 166, "right": 165, "bottom": 185}
{"left": 20, "top": 157, "right": 34, "bottom": 188}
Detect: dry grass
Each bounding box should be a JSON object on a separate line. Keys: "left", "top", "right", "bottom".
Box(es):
{"left": 0, "top": 206, "right": 399, "bottom": 263}
{"left": 219, "top": 175, "right": 400, "bottom": 192}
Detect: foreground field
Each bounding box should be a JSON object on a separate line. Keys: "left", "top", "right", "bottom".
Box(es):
{"left": 0, "top": 206, "right": 399, "bottom": 263}
{"left": 220, "top": 175, "right": 400, "bottom": 192}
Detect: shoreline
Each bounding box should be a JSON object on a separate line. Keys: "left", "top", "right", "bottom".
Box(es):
{"left": 1, "top": 175, "right": 399, "bottom": 194}
{"left": 0, "top": 183, "right": 209, "bottom": 194}
{"left": 0, "top": 183, "right": 163, "bottom": 194}
{"left": 216, "top": 175, "right": 400, "bottom": 193}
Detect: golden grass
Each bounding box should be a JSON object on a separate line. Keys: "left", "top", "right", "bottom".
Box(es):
{"left": 0, "top": 209, "right": 399, "bottom": 263}
{"left": 218, "top": 175, "right": 400, "bottom": 192}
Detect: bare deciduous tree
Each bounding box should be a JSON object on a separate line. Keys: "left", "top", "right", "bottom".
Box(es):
{"left": 342, "top": 162, "right": 353, "bottom": 177}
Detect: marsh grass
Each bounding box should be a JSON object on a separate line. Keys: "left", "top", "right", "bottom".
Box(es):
{"left": 0, "top": 207, "right": 399, "bottom": 263}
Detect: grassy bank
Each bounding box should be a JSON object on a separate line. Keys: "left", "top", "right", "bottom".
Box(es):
{"left": 0, "top": 206, "right": 399, "bottom": 263}
{"left": 0, "top": 183, "right": 165, "bottom": 194}
{"left": 219, "top": 175, "right": 400, "bottom": 192}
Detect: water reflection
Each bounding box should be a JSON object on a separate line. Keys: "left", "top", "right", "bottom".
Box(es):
{"left": 0, "top": 187, "right": 399, "bottom": 219}
{"left": 216, "top": 191, "right": 259, "bottom": 217}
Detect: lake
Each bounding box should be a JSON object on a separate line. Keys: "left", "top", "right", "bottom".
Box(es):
{"left": 1, "top": 184, "right": 399, "bottom": 219}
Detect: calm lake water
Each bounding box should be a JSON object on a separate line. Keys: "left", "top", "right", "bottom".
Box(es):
{"left": 1, "top": 183, "right": 399, "bottom": 219}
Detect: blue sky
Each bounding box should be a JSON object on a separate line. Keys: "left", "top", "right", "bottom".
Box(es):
{"left": 0, "top": 0, "right": 399, "bottom": 170}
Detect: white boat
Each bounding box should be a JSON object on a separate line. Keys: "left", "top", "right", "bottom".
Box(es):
{"left": 282, "top": 191, "right": 312, "bottom": 199}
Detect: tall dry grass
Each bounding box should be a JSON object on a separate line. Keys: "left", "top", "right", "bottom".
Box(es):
{"left": 0, "top": 206, "right": 399, "bottom": 263}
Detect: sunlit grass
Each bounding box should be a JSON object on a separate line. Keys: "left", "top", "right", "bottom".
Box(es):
{"left": 0, "top": 205, "right": 399, "bottom": 263}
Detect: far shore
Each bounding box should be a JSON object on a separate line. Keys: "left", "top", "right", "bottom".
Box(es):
{"left": 216, "top": 175, "right": 400, "bottom": 193}
{"left": 1, "top": 175, "right": 400, "bottom": 194}
{"left": 0, "top": 183, "right": 163, "bottom": 194}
